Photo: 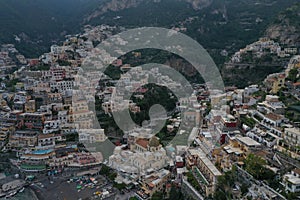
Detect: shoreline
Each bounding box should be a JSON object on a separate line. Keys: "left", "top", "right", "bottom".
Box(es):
{"left": 0, "top": 187, "right": 39, "bottom": 200}
{"left": 29, "top": 185, "right": 43, "bottom": 200}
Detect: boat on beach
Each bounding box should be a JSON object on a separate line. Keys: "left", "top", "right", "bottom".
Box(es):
{"left": 5, "top": 190, "right": 17, "bottom": 198}
{"left": 19, "top": 187, "right": 25, "bottom": 193}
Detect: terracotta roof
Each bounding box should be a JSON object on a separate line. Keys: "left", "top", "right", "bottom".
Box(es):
{"left": 266, "top": 77, "right": 276, "bottom": 82}
{"left": 293, "top": 168, "right": 300, "bottom": 175}
{"left": 136, "top": 138, "right": 149, "bottom": 149}
{"left": 148, "top": 182, "right": 155, "bottom": 188}
{"left": 38, "top": 133, "right": 60, "bottom": 139}
{"left": 38, "top": 133, "right": 54, "bottom": 139}
{"left": 265, "top": 113, "right": 283, "bottom": 121}
{"left": 293, "top": 82, "right": 300, "bottom": 87}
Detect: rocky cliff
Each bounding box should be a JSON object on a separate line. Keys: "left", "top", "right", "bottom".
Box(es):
{"left": 265, "top": 3, "right": 300, "bottom": 47}
{"left": 85, "top": 0, "right": 212, "bottom": 21}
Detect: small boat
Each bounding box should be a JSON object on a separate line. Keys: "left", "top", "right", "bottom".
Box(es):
{"left": 19, "top": 187, "right": 25, "bottom": 193}
{"left": 6, "top": 190, "right": 17, "bottom": 198}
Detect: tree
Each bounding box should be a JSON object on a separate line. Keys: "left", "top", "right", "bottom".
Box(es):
{"left": 108, "top": 172, "right": 117, "bottom": 181}
{"left": 244, "top": 154, "right": 276, "bottom": 182}
{"left": 100, "top": 164, "right": 110, "bottom": 175}
{"left": 240, "top": 183, "right": 248, "bottom": 195}
{"left": 213, "top": 167, "right": 238, "bottom": 199}
{"left": 244, "top": 154, "right": 267, "bottom": 180}
{"left": 113, "top": 182, "right": 126, "bottom": 190}
{"left": 287, "top": 68, "right": 298, "bottom": 83}
{"left": 168, "top": 185, "right": 184, "bottom": 200}
{"left": 213, "top": 189, "right": 227, "bottom": 200}
{"left": 151, "top": 191, "right": 164, "bottom": 200}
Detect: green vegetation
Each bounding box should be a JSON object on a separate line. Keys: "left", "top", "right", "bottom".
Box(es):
{"left": 277, "top": 87, "right": 300, "bottom": 122}
{"left": 0, "top": 0, "right": 100, "bottom": 57}
{"left": 92, "top": 0, "right": 298, "bottom": 55}
{"left": 186, "top": 171, "right": 201, "bottom": 191}
{"left": 271, "top": 2, "right": 300, "bottom": 45}
{"left": 214, "top": 167, "right": 237, "bottom": 200}
{"left": 1, "top": 0, "right": 297, "bottom": 64}
{"left": 95, "top": 96, "right": 124, "bottom": 137}
{"left": 0, "top": 0, "right": 298, "bottom": 88}
{"left": 222, "top": 63, "right": 284, "bottom": 88}
{"left": 214, "top": 154, "right": 284, "bottom": 199}
{"left": 151, "top": 192, "right": 164, "bottom": 200}
{"left": 282, "top": 191, "right": 299, "bottom": 200}
{"left": 286, "top": 68, "right": 299, "bottom": 83}
{"left": 285, "top": 107, "right": 300, "bottom": 122}
{"left": 253, "top": 114, "right": 263, "bottom": 122}
{"left": 100, "top": 164, "right": 117, "bottom": 181}
{"left": 168, "top": 185, "right": 184, "bottom": 200}
{"left": 104, "top": 49, "right": 204, "bottom": 84}
{"left": 113, "top": 182, "right": 126, "bottom": 190}
{"left": 240, "top": 116, "right": 256, "bottom": 128}
{"left": 20, "top": 164, "right": 46, "bottom": 170}
{"left": 252, "top": 90, "right": 267, "bottom": 102}
{"left": 156, "top": 129, "right": 177, "bottom": 147}
{"left": 57, "top": 59, "right": 72, "bottom": 66}
{"left": 65, "top": 133, "right": 79, "bottom": 142}
{"left": 95, "top": 83, "right": 178, "bottom": 143}
{"left": 90, "top": 0, "right": 300, "bottom": 87}
{"left": 4, "top": 78, "right": 19, "bottom": 89}
{"left": 0, "top": 162, "right": 11, "bottom": 173}
{"left": 104, "top": 65, "right": 122, "bottom": 80}
{"left": 131, "top": 84, "right": 177, "bottom": 124}
{"left": 245, "top": 154, "right": 268, "bottom": 179}
{"left": 30, "top": 64, "right": 50, "bottom": 71}
{"left": 244, "top": 154, "right": 280, "bottom": 189}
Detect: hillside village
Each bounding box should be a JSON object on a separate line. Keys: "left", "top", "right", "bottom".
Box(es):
{"left": 0, "top": 24, "right": 299, "bottom": 200}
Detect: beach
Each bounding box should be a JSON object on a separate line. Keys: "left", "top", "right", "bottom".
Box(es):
{"left": 26, "top": 175, "right": 113, "bottom": 200}
{"left": 0, "top": 187, "right": 39, "bottom": 200}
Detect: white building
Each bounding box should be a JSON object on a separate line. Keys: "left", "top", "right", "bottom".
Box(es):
{"left": 246, "top": 127, "right": 278, "bottom": 148}
{"left": 244, "top": 85, "right": 259, "bottom": 97}
{"left": 43, "top": 120, "right": 61, "bottom": 134}
{"left": 50, "top": 81, "right": 74, "bottom": 92}
{"left": 284, "top": 128, "right": 300, "bottom": 147}
{"left": 262, "top": 112, "right": 285, "bottom": 128}
{"left": 79, "top": 129, "right": 107, "bottom": 144}
{"left": 283, "top": 169, "right": 300, "bottom": 193}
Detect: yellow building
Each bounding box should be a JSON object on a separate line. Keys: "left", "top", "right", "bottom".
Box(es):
{"left": 69, "top": 100, "right": 94, "bottom": 128}
{"left": 0, "top": 127, "right": 9, "bottom": 144}
{"left": 231, "top": 136, "right": 262, "bottom": 155}
{"left": 264, "top": 73, "right": 285, "bottom": 94}
{"left": 8, "top": 130, "right": 39, "bottom": 148}
{"left": 139, "top": 169, "right": 171, "bottom": 197}
{"left": 187, "top": 149, "right": 222, "bottom": 196}
{"left": 275, "top": 128, "right": 300, "bottom": 160}
{"left": 25, "top": 100, "right": 35, "bottom": 113}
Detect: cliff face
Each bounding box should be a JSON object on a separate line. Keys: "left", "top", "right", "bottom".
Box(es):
{"left": 220, "top": 3, "right": 300, "bottom": 87}
{"left": 265, "top": 3, "right": 300, "bottom": 47}
{"left": 85, "top": 0, "right": 212, "bottom": 21}
{"left": 86, "top": 0, "right": 145, "bottom": 21}
{"left": 184, "top": 0, "right": 212, "bottom": 10}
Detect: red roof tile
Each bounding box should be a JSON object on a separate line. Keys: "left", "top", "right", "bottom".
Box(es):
{"left": 136, "top": 139, "right": 149, "bottom": 149}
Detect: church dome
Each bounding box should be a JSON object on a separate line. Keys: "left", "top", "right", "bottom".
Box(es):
{"left": 148, "top": 137, "right": 160, "bottom": 147}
